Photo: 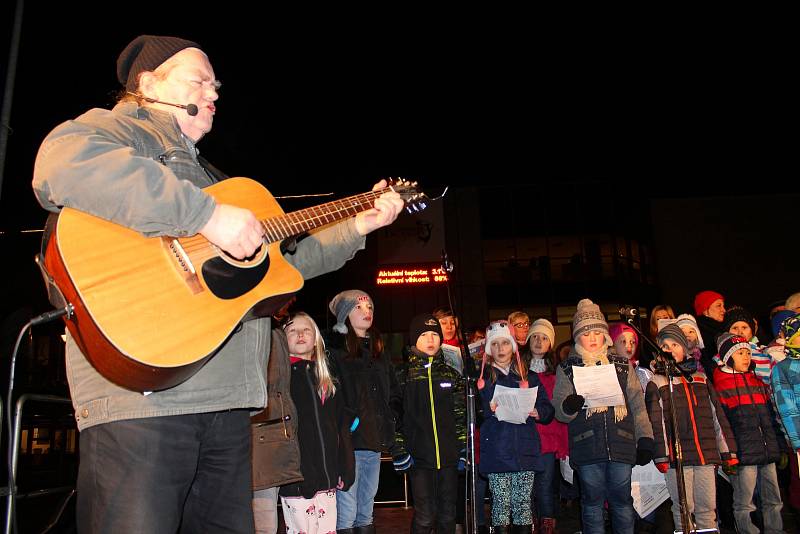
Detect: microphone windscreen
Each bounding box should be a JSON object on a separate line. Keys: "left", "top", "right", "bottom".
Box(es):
{"left": 186, "top": 104, "right": 198, "bottom": 116}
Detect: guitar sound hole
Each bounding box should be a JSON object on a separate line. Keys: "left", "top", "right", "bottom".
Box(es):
{"left": 202, "top": 255, "right": 271, "bottom": 299}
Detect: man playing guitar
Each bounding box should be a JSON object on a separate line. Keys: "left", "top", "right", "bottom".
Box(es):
{"left": 32, "top": 35, "right": 403, "bottom": 533}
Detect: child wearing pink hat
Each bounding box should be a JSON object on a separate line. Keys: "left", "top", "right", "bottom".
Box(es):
{"left": 610, "top": 323, "right": 653, "bottom": 391}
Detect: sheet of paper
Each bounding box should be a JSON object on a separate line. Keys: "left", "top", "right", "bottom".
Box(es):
{"left": 440, "top": 344, "right": 463, "bottom": 375}
{"left": 560, "top": 456, "right": 573, "bottom": 485}
{"left": 468, "top": 340, "right": 485, "bottom": 357}
{"left": 572, "top": 363, "right": 625, "bottom": 408}
{"left": 630, "top": 462, "right": 669, "bottom": 518}
{"left": 491, "top": 384, "right": 538, "bottom": 424}
{"left": 561, "top": 457, "right": 668, "bottom": 518}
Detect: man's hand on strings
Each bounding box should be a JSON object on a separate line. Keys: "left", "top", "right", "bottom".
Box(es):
{"left": 354, "top": 179, "right": 404, "bottom": 236}
{"left": 200, "top": 203, "right": 264, "bottom": 259}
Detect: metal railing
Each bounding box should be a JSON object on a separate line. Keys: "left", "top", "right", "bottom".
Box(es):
{"left": 376, "top": 455, "right": 409, "bottom": 507}
{"left": 4, "top": 394, "right": 74, "bottom": 534}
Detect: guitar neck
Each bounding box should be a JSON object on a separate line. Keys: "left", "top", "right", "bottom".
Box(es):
{"left": 260, "top": 188, "right": 386, "bottom": 244}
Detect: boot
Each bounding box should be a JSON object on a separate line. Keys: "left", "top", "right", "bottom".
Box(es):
{"left": 488, "top": 526, "right": 511, "bottom": 534}
{"left": 354, "top": 526, "right": 375, "bottom": 534}
{"left": 511, "top": 525, "right": 532, "bottom": 534}
{"left": 539, "top": 518, "right": 555, "bottom": 534}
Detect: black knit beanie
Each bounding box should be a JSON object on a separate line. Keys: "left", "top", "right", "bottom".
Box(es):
{"left": 722, "top": 307, "right": 756, "bottom": 336}
{"left": 409, "top": 313, "right": 443, "bottom": 345}
{"left": 117, "top": 35, "right": 201, "bottom": 91}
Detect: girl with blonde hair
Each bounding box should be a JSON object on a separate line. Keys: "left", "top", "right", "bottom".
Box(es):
{"left": 278, "top": 312, "right": 355, "bottom": 534}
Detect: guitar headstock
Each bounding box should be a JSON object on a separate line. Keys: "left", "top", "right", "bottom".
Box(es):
{"left": 386, "top": 178, "right": 430, "bottom": 214}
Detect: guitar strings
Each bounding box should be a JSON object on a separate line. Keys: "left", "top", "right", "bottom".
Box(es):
{"left": 176, "top": 188, "right": 390, "bottom": 258}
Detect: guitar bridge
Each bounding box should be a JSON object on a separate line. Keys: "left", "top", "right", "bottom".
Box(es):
{"left": 162, "top": 237, "right": 203, "bottom": 294}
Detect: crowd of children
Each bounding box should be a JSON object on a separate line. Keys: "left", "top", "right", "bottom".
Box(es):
{"left": 248, "top": 289, "right": 800, "bottom": 534}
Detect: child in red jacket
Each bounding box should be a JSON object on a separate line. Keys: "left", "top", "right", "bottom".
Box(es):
{"left": 714, "top": 333, "right": 787, "bottom": 534}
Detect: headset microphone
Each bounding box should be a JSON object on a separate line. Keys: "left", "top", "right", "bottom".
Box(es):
{"left": 127, "top": 92, "right": 198, "bottom": 116}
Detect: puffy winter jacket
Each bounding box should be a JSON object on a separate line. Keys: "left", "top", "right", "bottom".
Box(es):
{"left": 772, "top": 357, "right": 800, "bottom": 450}
{"left": 553, "top": 351, "right": 654, "bottom": 467}
{"left": 645, "top": 360, "right": 737, "bottom": 467}
{"left": 479, "top": 367, "right": 554, "bottom": 474}
{"left": 714, "top": 366, "right": 787, "bottom": 465}
{"left": 392, "top": 347, "right": 466, "bottom": 469}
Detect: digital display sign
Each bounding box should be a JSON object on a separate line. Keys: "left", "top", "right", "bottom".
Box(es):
{"left": 376, "top": 266, "right": 449, "bottom": 285}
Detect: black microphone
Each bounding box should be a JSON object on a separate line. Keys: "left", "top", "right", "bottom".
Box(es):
{"left": 441, "top": 249, "right": 454, "bottom": 273}
{"left": 127, "top": 92, "right": 198, "bottom": 116}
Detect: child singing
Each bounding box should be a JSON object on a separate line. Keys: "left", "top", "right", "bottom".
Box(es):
{"left": 478, "top": 320, "right": 554, "bottom": 533}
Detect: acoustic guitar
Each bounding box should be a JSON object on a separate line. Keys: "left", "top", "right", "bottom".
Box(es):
{"left": 43, "top": 177, "right": 427, "bottom": 391}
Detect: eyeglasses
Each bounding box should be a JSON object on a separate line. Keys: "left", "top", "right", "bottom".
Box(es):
{"left": 167, "top": 71, "right": 222, "bottom": 92}
{"left": 182, "top": 78, "right": 222, "bottom": 92}
{"left": 513, "top": 321, "right": 530, "bottom": 328}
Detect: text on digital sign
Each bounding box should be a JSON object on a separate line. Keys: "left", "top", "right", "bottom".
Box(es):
{"left": 376, "top": 266, "right": 449, "bottom": 285}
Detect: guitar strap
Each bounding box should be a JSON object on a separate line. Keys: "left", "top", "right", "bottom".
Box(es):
{"left": 197, "top": 155, "right": 226, "bottom": 183}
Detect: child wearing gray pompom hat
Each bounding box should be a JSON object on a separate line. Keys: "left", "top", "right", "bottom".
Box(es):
{"left": 552, "top": 298, "right": 655, "bottom": 534}
{"left": 328, "top": 290, "right": 374, "bottom": 334}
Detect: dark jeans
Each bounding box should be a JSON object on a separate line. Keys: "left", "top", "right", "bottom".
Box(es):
{"left": 533, "top": 452, "right": 557, "bottom": 518}
{"left": 76, "top": 410, "right": 254, "bottom": 534}
{"left": 577, "top": 461, "right": 634, "bottom": 534}
{"left": 409, "top": 466, "right": 458, "bottom": 534}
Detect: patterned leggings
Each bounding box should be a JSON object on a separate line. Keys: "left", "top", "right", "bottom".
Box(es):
{"left": 280, "top": 489, "right": 338, "bottom": 534}
{"left": 488, "top": 471, "right": 536, "bottom": 526}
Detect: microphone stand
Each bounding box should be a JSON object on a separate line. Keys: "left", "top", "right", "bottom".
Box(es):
{"left": 3, "top": 304, "right": 73, "bottom": 534}
{"left": 623, "top": 314, "right": 695, "bottom": 534}
{"left": 440, "top": 250, "right": 479, "bottom": 534}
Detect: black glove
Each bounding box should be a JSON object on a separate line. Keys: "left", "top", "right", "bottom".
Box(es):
{"left": 635, "top": 448, "right": 653, "bottom": 466}
{"left": 635, "top": 437, "right": 654, "bottom": 466}
{"left": 562, "top": 394, "right": 585, "bottom": 415}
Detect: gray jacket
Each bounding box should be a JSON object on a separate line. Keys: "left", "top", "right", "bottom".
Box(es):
{"left": 553, "top": 351, "right": 654, "bottom": 466}
{"left": 33, "top": 103, "right": 366, "bottom": 430}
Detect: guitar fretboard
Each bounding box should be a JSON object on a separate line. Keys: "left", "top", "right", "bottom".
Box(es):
{"left": 260, "top": 188, "right": 386, "bottom": 244}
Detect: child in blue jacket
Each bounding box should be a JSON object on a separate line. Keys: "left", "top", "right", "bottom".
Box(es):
{"left": 477, "top": 320, "right": 554, "bottom": 533}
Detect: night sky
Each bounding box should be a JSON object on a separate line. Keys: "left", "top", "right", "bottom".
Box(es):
{"left": 3, "top": 5, "right": 794, "bottom": 234}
